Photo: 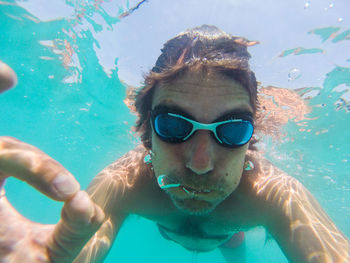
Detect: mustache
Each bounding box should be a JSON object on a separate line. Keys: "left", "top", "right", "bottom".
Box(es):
{"left": 163, "top": 169, "right": 226, "bottom": 191}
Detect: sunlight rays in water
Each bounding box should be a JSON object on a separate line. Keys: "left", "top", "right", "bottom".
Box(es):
{"left": 75, "top": 147, "right": 147, "bottom": 262}
{"left": 252, "top": 154, "right": 350, "bottom": 262}
{"left": 87, "top": 146, "right": 145, "bottom": 207}
{"left": 76, "top": 218, "right": 114, "bottom": 263}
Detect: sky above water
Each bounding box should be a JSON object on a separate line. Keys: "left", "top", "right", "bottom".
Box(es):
{"left": 15, "top": 0, "right": 350, "bottom": 91}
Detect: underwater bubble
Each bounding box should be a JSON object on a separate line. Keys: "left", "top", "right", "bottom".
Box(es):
{"left": 312, "top": 103, "right": 327, "bottom": 108}
{"left": 304, "top": 1, "right": 310, "bottom": 9}
{"left": 338, "top": 17, "right": 343, "bottom": 23}
{"left": 157, "top": 175, "right": 180, "bottom": 189}
{"left": 288, "top": 68, "right": 302, "bottom": 81}
{"left": 329, "top": 3, "right": 334, "bottom": 8}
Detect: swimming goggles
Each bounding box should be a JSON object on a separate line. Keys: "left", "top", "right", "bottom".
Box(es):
{"left": 151, "top": 107, "right": 254, "bottom": 148}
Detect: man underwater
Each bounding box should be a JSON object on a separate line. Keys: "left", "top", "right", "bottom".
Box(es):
{"left": 0, "top": 25, "right": 349, "bottom": 263}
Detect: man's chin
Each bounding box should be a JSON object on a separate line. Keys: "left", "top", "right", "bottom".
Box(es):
{"left": 171, "top": 197, "right": 220, "bottom": 216}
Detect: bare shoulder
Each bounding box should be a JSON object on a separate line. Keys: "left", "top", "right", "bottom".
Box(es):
{"left": 241, "top": 150, "right": 350, "bottom": 262}
{"left": 239, "top": 150, "right": 297, "bottom": 206}
{"left": 86, "top": 145, "right": 152, "bottom": 216}
{"left": 241, "top": 150, "right": 333, "bottom": 225}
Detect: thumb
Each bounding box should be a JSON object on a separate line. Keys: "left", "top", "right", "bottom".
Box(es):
{"left": 48, "top": 191, "right": 105, "bottom": 263}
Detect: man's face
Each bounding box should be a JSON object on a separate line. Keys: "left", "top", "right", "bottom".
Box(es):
{"left": 151, "top": 70, "right": 253, "bottom": 215}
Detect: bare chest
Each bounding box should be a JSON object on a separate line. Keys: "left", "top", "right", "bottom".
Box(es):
{"left": 132, "top": 189, "right": 258, "bottom": 251}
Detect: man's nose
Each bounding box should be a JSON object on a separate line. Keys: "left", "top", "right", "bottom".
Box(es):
{"left": 185, "top": 131, "right": 214, "bottom": 175}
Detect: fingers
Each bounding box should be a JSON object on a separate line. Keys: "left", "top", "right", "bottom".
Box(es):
{"left": 0, "top": 136, "right": 80, "bottom": 201}
{"left": 49, "top": 191, "right": 105, "bottom": 263}
{"left": 0, "top": 61, "right": 17, "bottom": 93}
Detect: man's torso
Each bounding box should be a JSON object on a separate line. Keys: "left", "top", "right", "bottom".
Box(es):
{"left": 121, "top": 149, "right": 269, "bottom": 251}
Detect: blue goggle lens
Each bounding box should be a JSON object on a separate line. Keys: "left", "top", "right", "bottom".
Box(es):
{"left": 216, "top": 121, "right": 254, "bottom": 146}
{"left": 154, "top": 114, "right": 193, "bottom": 143}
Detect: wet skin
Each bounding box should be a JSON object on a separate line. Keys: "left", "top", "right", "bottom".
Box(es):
{"left": 1, "top": 68, "right": 349, "bottom": 262}
{"left": 82, "top": 69, "right": 264, "bottom": 253}
{"left": 150, "top": 70, "right": 253, "bottom": 217}
{"left": 139, "top": 70, "right": 254, "bottom": 251}
{"left": 79, "top": 70, "right": 350, "bottom": 262}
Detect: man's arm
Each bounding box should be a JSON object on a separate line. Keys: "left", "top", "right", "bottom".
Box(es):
{"left": 252, "top": 158, "right": 350, "bottom": 262}
{"left": 74, "top": 146, "right": 148, "bottom": 263}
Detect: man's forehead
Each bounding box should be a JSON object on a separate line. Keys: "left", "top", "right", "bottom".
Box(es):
{"left": 152, "top": 74, "right": 253, "bottom": 121}
{"left": 158, "top": 71, "right": 245, "bottom": 93}
{"left": 153, "top": 95, "right": 252, "bottom": 113}
{"left": 155, "top": 82, "right": 248, "bottom": 97}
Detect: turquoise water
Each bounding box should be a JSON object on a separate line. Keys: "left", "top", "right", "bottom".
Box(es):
{"left": 1, "top": 1, "right": 349, "bottom": 262}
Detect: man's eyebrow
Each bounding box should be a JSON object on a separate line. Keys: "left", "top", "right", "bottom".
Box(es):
{"left": 213, "top": 108, "right": 254, "bottom": 122}
{"left": 152, "top": 103, "right": 189, "bottom": 115}
{"left": 152, "top": 103, "right": 196, "bottom": 119}
{"left": 220, "top": 108, "right": 253, "bottom": 117}
{"left": 153, "top": 103, "right": 253, "bottom": 121}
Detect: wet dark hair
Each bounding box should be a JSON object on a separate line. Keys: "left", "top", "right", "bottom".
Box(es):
{"left": 133, "top": 25, "right": 258, "bottom": 149}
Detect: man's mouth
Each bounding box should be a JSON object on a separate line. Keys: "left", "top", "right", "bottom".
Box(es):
{"left": 157, "top": 174, "right": 214, "bottom": 195}
{"left": 157, "top": 174, "right": 223, "bottom": 200}
{"left": 181, "top": 185, "right": 212, "bottom": 195}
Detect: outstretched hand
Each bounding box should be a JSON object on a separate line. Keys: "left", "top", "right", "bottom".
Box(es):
{"left": 0, "top": 119, "right": 105, "bottom": 262}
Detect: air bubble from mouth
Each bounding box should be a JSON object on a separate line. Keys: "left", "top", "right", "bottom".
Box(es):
{"left": 157, "top": 174, "right": 212, "bottom": 196}
{"left": 157, "top": 174, "right": 181, "bottom": 189}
